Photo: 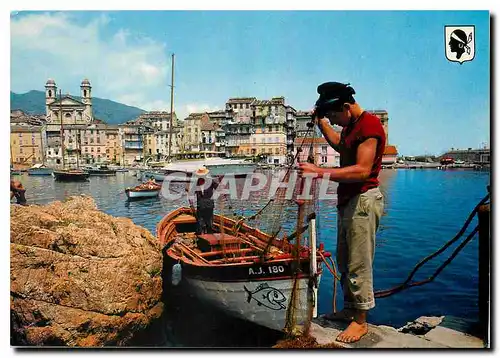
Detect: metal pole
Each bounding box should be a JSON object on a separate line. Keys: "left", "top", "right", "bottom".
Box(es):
{"left": 168, "top": 53, "right": 175, "bottom": 160}
{"left": 309, "top": 217, "right": 318, "bottom": 318}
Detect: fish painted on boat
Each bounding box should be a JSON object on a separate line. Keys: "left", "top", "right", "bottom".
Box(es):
{"left": 243, "top": 283, "right": 287, "bottom": 310}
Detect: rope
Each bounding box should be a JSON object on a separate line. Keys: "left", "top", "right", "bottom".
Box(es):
{"left": 318, "top": 191, "right": 489, "bottom": 303}
{"left": 374, "top": 192, "right": 489, "bottom": 298}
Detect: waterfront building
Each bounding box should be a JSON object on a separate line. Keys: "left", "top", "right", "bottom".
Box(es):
{"left": 294, "top": 137, "right": 340, "bottom": 167}
{"left": 441, "top": 147, "right": 490, "bottom": 164}
{"left": 285, "top": 105, "right": 297, "bottom": 160}
{"left": 183, "top": 112, "right": 207, "bottom": 152}
{"left": 135, "top": 111, "right": 177, "bottom": 132}
{"left": 371, "top": 110, "right": 389, "bottom": 144}
{"left": 225, "top": 97, "right": 256, "bottom": 124}
{"left": 200, "top": 117, "right": 218, "bottom": 152}
{"left": 295, "top": 110, "right": 322, "bottom": 138}
{"left": 43, "top": 78, "right": 95, "bottom": 167}
{"left": 383, "top": 145, "right": 398, "bottom": 166}
{"left": 118, "top": 123, "right": 145, "bottom": 166}
{"left": 10, "top": 125, "right": 45, "bottom": 165}
{"left": 223, "top": 96, "right": 291, "bottom": 164}
{"left": 105, "top": 125, "right": 122, "bottom": 164}
{"left": 224, "top": 121, "right": 253, "bottom": 157}
{"left": 79, "top": 122, "right": 107, "bottom": 165}
{"left": 207, "top": 110, "right": 227, "bottom": 127}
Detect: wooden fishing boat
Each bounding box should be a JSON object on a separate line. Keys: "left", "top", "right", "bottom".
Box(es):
{"left": 53, "top": 168, "right": 90, "bottom": 182}
{"left": 85, "top": 165, "right": 117, "bottom": 176}
{"left": 28, "top": 164, "right": 53, "bottom": 176}
{"left": 157, "top": 207, "right": 330, "bottom": 332}
{"left": 125, "top": 181, "right": 162, "bottom": 200}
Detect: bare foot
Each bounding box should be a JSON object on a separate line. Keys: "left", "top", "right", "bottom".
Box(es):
{"left": 323, "top": 309, "right": 355, "bottom": 322}
{"left": 336, "top": 320, "right": 368, "bottom": 343}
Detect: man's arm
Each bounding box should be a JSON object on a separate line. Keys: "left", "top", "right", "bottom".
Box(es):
{"left": 317, "top": 118, "right": 341, "bottom": 151}
{"left": 318, "top": 138, "right": 378, "bottom": 182}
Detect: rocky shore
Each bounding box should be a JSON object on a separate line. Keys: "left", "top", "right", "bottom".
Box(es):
{"left": 10, "top": 196, "right": 164, "bottom": 347}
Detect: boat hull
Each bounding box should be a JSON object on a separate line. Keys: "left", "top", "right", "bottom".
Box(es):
{"left": 53, "top": 170, "right": 90, "bottom": 182}
{"left": 125, "top": 188, "right": 160, "bottom": 199}
{"left": 87, "top": 169, "right": 117, "bottom": 176}
{"left": 183, "top": 275, "right": 313, "bottom": 331}
{"left": 158, "top": 207, "right": 324, "bottom": 332}
{"left": 142, "top": 171, "right": 167, "bottom": 182}
{"left": 28, "top": 168, "right": 53, "bottom": 176}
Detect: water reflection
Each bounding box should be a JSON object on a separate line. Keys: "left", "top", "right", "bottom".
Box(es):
{"left": 13, "top": 168, "right": 490, "bottom": 343}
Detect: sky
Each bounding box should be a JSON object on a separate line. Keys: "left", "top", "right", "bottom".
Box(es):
{"left": 10, "top": 10, "right": 490, "bottom": 156}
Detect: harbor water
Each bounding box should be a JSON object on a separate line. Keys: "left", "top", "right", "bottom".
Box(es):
{"left": 14, "top": 168, "right": 490, "bottom": 346}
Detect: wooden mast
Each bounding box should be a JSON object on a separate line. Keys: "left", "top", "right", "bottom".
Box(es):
{"left": 59, "top": 89, "right": 65, "bottom": 169}
{"left": 168, "top": 53, "right": 175, "bottom": 160}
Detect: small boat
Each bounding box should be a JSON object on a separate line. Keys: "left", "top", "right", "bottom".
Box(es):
{"left": 125, "top": 180, "right": 162, "bottom": 200}
{"left": 10, "top": 170, "right": 22, "bottom": 176}
{"left": 440, "top": 157, "right": 454, "bottom": 166}
{"left": 141, "top": 170, "right": 167, "bottom": 182}
{"left": 157, "top": 208, "right": 330, "bottom": 332}
{"left": 53, "top": 168, "right": 90, "bottom": 182}
{"left": 27, "top": 164, "right": 53, "bottom": 176}
{"left": 85, "top": 165, "right": 117, "bottom": 176}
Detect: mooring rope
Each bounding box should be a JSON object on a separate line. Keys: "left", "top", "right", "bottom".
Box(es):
{"left": 318, "top": 191, "right": 490, "bottom": 302}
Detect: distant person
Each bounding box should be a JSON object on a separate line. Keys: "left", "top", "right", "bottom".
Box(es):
{"left": 10, "top": 179, "right": 27, "bottom": 206}
{"left": 298, "top": 82, "right": 386, "bottom": 343}
{"left": 187, "top": 167, "right": 220, "bottom": 235}
{"left": 449, "top": 29, "right": 471, "bottom": 59}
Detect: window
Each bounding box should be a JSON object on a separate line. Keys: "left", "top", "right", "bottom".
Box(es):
{"left": 322, "top": 146, "right": 328, "bottom": 154}
{"left": 84, "top": 90, "right": 87, "bottom": 97}
{"left": 65, "top": 113, "right": 71, "bottom": 118}
{"left": 85, "top": 147, "right": 88, "bottom": 153}
{"left": 91, "top": 148, "right": 94, "bottom": 152}
{"left": 48, "top": 90, "right": 52, "bottom": 97}
{"left": 322, "top": 156, "right": 327, "bottom": 164}
{"left": 20, "top": 148, "right": 23, "bottom": 153}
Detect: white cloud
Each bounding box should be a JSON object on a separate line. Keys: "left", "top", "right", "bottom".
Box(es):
{"left": 11, "top": 12, "right": 169, "bottom": 114}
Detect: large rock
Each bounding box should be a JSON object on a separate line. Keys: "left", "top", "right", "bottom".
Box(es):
{"left": 10, "top": 195, "right": 164, "bottom": 347}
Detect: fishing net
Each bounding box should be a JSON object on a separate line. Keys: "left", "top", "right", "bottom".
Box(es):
{"left": 183, "top": 117, "right": 321, "bottom": 336}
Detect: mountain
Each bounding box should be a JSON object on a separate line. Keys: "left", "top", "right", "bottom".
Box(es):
{"left": 10, "top": 90, "right": 146, "bottom": 125}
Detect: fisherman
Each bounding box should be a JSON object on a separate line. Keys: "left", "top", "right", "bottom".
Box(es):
{"left": 297, "top": 82, "right": 386, "bottom": 343}
{"left": 10, "top": 179, "right": 27, "bottom": 206}
{"left": 187, "top": 167, "right": 220, "bottom": 235}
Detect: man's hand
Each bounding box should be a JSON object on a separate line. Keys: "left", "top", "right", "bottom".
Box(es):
{"left": 297, "top": 162, "right": 321, "bottom": 177}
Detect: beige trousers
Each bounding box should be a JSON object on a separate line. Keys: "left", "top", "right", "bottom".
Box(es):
{"left": 337, "top": 187, "right": 384, "bottom": 310}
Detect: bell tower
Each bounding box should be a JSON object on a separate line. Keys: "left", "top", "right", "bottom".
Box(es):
{"left": 80, "top": 78, "right": 93, "bottom": 122}
{"left": 45, "top": 79, "right": 57, "bottom": 120}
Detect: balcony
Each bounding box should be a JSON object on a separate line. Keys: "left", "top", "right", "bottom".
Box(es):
{"left": 124, "top": 141, "right": 143, "bottom": 150}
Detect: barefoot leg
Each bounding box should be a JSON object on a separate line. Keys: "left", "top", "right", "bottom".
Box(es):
{"left": 323, "top": 309, "right": 355, "bottom": 322}
{"left": 336, "top": 309, "right": 368, "bottom": 343}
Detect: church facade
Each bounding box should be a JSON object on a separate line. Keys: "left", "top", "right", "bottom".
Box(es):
{"left": 44, "top": 78, "right": 96, "bottom": 167}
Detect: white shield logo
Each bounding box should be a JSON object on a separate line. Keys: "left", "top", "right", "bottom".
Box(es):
{"left": 445, "top": 26, "right": 475, "bottom": 64}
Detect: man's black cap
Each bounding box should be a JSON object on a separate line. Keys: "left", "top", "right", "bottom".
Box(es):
{"left": 315, "top": 82, "right": 356, "bottom": 108}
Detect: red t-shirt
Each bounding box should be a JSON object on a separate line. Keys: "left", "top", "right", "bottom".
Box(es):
{"left": 337, "top": 111, "right": 386, "bottom": 207}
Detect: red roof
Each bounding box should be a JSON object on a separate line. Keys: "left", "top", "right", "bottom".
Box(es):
{"left": 384, "top": 145, "right": 398, "bottom": 155}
